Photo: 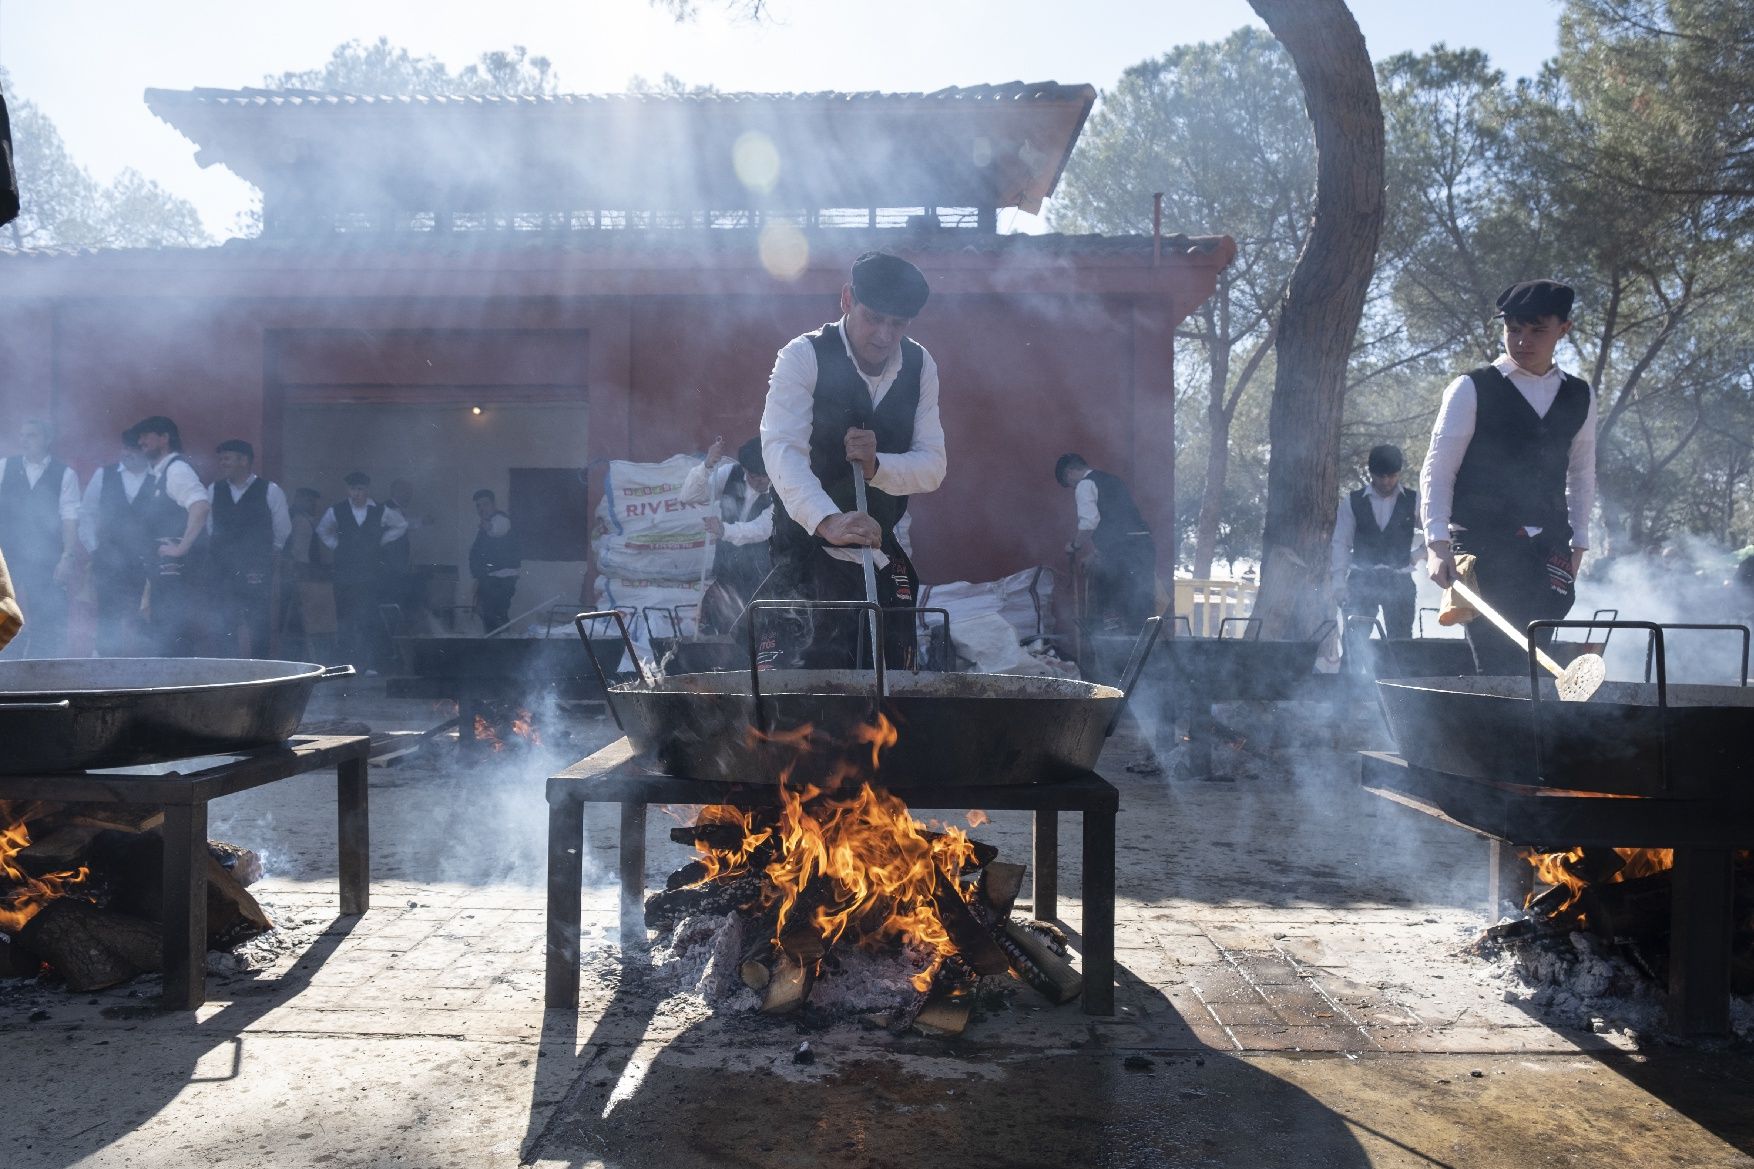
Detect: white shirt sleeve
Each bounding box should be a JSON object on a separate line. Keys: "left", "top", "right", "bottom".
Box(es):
{"left": 1566, "top": 391, "right": 1598, "bottom": 550}
{"left": 721, "top": 506, "right": 773, "bottom": 546}
{"left": 1074, "top": 478, "right": 1100, "bottom": 532}
{"left": 379, "top": 505, "right": 410, "bottom": 545}
{"left": 1330, "top": 495, "right": 1355, "bottom": 591}
{"left": 761, "top": 336, "right": 841, "bottom": 539}
{"left": 315, "top": 506, "right": 339, "bottom": 551}
{"left": 58, "top": 466, "right": 80, "bottom": 523}
{"left": 1419, "top": 374, "right": 1476, "bottom": 544}
{"left": 867, "top": 347, "right": 948, "bottom": 499}
{"left": 681, "top": 461, "right": 735, "bottom": 506}
{"left": 78, "top": 470, "right": 104, "bottom": 553}
{"left": 267, "top": 483, "right": 293, "bottom": 551}
{"left": 164, "top": 460, "right": 207, "bottom": 511}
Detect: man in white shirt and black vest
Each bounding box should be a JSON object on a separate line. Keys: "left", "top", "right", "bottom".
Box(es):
{"left": 0, "top": 418, "right": 81, "bottom": 657}
{"left": 758, "top": 252, "right": 946, "bottom": 669}
{"left": 1331, "top": 444, "right": 1424, "bottom": 641}
{"left": 208, "top": 439, "right": 292, "bottom": 658}
{"left": 681, "top": 436, "right": 774, "bottom": 632}
{"left": 132, "top": 415, "right": 210, "bottom": 657}
{"left": 1421, "top": 279, "right": 1597, "bottom": 675}
{"left": 316, "top": 471, "right": 408, "bottom": 671}
{"left": 1057, "top": 453, "right": 1156, "bottom": 633}
{"left": 78, "top": 428, "right": 154, "bottom": 656}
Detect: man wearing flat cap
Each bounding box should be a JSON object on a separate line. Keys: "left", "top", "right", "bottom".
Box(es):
{"left": 758, "top": 251, "right": 946, "bottom": 668}
{"left": 1420, "top": 279, "right": 1597, "bottom": 675}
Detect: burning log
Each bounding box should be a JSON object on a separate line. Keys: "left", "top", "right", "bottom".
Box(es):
{"left": 977, "top": 861, "right": 1027, "bottom": 919}
{"left": 1581, "top": 872, "right": 1673, "bottom": 942}
{"left": 913, "top": 988, "right": 974, "bottom": 1036}
{"left": 644, "top": 874, "right": 763, "bottom": 933}
{"left": 666, "top": 860, "right": 712, "bottom": 891}
{"left": 996, "top": 919, "right": 1084, "bottom": 1005}
{"left": 930, "top": 870, "right": 1011, "bottom": 976}
{"left": 920, "top": 830, "right": 998, "bottom": 874}
{"left": 759, "top": 924, "right": 826, "bottom": 1015}
{"left": 16, "top": 900, "right": 162, "bottom": 992}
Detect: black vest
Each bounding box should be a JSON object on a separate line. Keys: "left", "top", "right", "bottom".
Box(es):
{"left": 140, "top": 454, "right": 201, "bottom": 543}
{"left": 469, "top": 512, "right": 520, "bottom": 579}
{"left": 771, "top": 322, "right": 922, "bottom": 555}
{"left": 330, "top": 501, "right": 384, "bottom": 582}
{"left": 1086, "top": 470, "right": 1150, "bottom": 555}
{"left": 1348, "top": 486, "right": 1418, "bottom": 569}
{"left": 0, "top": 456, "right": 68, "bottom": 568}
{"left": 93, "top": 465, "right": 154, "bottom": 579}
{"left": 211, "top": 477, "right": 274, "bottom": 577}
{"left": 1452, "top": 365, "right": 1591, "bottom": 541}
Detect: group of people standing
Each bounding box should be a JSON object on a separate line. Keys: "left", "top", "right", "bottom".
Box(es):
{"left": 0, "top": 413, "right": 522, "bottom": 668}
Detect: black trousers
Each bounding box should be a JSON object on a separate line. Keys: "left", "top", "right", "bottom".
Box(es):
{"left": 1456, "top": 529, "right": 1576, "bottom": 676}
{"left": 92, "top": 568, "right": 147, "bottom": 657}
{"left": 333, "top": 575, "right": 382, "bottom": 670}
{"left": 149, "top": 555, "right": 205, "bottom": 657}
{"left": 1091, "top": 535, "right": 1156, "bottom": 633}
{"left": 219, "top": 571, "right": 274, "bottom": 658}
{"left": 755, "top": 538, "right": 919, "bottom": 670}
{"left": 1343, "top": 568, "right": 1416, "bottom": 640}
{"left": 477, "top": 577, "right": 516, "bottom": 633}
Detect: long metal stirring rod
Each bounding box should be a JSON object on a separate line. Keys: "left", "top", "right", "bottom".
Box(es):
{"left": 849, "top": 457, "right": 885, "bottom": 691}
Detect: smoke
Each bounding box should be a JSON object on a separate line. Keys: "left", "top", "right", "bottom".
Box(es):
{"left": 1576, "top": 534, "right": 1752, "bottom": 686}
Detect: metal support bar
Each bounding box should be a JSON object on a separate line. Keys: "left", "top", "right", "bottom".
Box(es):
{"left": 544, "top": 789, "right": 585, "bottom": 1009}
{"left": 618, "top": 802, "right": 648, "bottom": 952}
{"left": 337, "top": 753, "right": 371, "bottom": 916}
{"left": 1487, "top": 839, "right": 1532, "bottom": 920}
{"left": 160, "top": 801, "right": 210, "bottom": 1011}
{"left": 1033, "top": 810, "right": 1059, "bottom": 922}
{"left": 1082, "top": 805, "right": 1117, "bottom": 1015}
{"left": 1669, "top": 847, "right": 1734, "bottom": 1035}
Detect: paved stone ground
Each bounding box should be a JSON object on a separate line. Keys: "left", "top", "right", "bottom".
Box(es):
{"left": 2, "top": 682, "right": 1751, "bottom": 1168}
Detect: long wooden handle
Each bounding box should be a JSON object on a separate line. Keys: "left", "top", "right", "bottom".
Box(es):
{"left": 1451, "top": 579, "right": 1564, "bottom": 678}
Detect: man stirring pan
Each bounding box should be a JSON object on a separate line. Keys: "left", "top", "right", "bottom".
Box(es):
{"left": 757, "top": 252, "right": 946, "bottom": 669}
{"left": 1420, "top": 280, "right": 1597, "bottom": 675}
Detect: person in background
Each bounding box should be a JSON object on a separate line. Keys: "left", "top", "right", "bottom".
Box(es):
{"left": 316, "top": 471, "right": 406, "bottom": 672}
{"left": 682, "top": 436, "right": 774, "bottom": 631}
{"left": 1331, "top": 444, "right": 1424, "bottom": 641}
{"left": 132, "top": 415, "right": 209, "bottom": 657}
{"left": 758, "top": 251, "right": 945, "bottom": 669}
{"left": 1056, "top": 452, "right": 1156, "bottom": 634}
{"left": 381, "top": 478, "right": 426, "bottom": 623}
{"left": 79, "top": 428, "right": 154, "bottom": 656}
{"left": 207, "top": 439, "right": 292, "bottom": 658}
{"left": 469, "top": 488, "right": 521, "bottom": 634}
{"left": 279, "top": 486, "right": 325, "bottom": 658}
{"left": 1421, "top": 280, "right": 1596, "bottom": 675}
{"left": 0, "top": 419, "right": 81, "bottom": 658}
{"left": 0, "top": 546, "right": 21, "bottom": 653}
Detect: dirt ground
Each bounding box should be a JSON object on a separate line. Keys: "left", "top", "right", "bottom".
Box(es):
{"left": 2, "top": 681, "right": 1751, "bottom": 1169}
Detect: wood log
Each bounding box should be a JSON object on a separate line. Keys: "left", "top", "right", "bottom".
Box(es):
{"left": 643, "top": 874, "right": 762, "bottom": 932}
{"left": 208, "top": 842, "right": 263, "bottom": 888}
{"left": 16, "top": 824, "right": 105, "bottom": 872}
{"left": 930, "top": 870, "right": 1011, "bottom": 976}
{"left": 913, "top": 987, "right": 973, "bottom": 1036}
{"left": 760, "top": 951, "right": 814, "bottom": 1014}
{"left": 0, "top": 936, "right": 42, "bottom": 979}
{"left": 739, "top": 936, "right": 774, "bottom": 991}
{"left": 206, "top": 855, "right": 272, "bottom": 941}
{"left": 998, "top": 919, "right": 1084, "bottom": 1005}
{"left": 665, "top": 860, "right": 711, "bottom": 891}
{"left": 1566, "top": 847, "right": 1629, "bottom": 887}
{"left": 15, "top": 900, "right": 161, "bottom": 992}
{"left": 978, "top": 862, "right": 1027, "bottom": 919}
{"left": 1581, "top": 873, "right": 1671, "bottom": 941}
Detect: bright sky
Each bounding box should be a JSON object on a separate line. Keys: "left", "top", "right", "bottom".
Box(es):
{"left": 0, "top": 0, "right": 1562, "bottom": 238}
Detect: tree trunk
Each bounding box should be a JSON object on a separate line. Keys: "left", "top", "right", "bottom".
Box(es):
{"left": 1192, "top": 324, "right": 1234, "bottom": 579}
{"left": 1246, "top": 0, "right": 1385, "bottom": 638}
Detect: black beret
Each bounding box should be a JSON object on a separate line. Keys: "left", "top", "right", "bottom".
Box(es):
{"left": 1495, "top": 279, "right": 1574, "bottom": 321}
{"left": 1367, "top": 444, "right": 1403, "bottom": 475}
{"left": 736, "top": 437, "right": 766, "bottom": 477}
{"left": 344, "top": 471, "right": 371, "bottom": 487}
{"left": 851, "top": 252, "right": 929, "bottom": 318}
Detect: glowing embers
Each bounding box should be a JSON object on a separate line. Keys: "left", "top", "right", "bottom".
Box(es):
{"left": 649, "top": 717, "right": 1082, "bottom": 1030}
{"left": 472, "top": 707, "right": 543, "bottom": 751}
{"left": 0, "top": 800, "right": 93, "bottom": 936}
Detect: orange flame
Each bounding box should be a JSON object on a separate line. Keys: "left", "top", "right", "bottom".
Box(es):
{"left": 472, "top": 709, "right": 542, "bottom": 751}
{"left": 1, "top": 802, "right": 93, "bottom": 935}
{"left": 1521, "top": 846, "right": 1675, "bottom": 921}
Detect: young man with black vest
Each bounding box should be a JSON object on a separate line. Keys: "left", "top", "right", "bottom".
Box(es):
{"left": 681, "top": 436, "right": 774, "bottom": 630}
{"left": 1330, "top": 444, "right": 1424, "bottom": 641}
{"left": 1056, "top": 453, "right": 1157, "bottom": 633}
{"left": 78, "top": 429, "right": 154, "bottom": 656}
{"left": 1421, "top": 280, "right": 1597, "bottom": 675}
{"left": 133, "top": 416, "right": 211, "bottom": 656}
{"left": 316, "top": 471, "right": 407, "bottom": 671}
{"left": 0, "top": 419, "right": 81, "bottom": 657}
{"left": 758, "top": 252, "right": 946, "bottom": 669}
{"left": 208, "top": 439, "right": 292, "bottom": 657}
{"left": 468, "top": 488, "right": 521, "bottom": 633}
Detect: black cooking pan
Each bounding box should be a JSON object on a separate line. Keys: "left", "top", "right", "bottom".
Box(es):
{"left": 1376, "top": 621, "right": 1752, "bottom": 795}
{"left": 395, "top": 633, "right": 620, "bottom": 686}
{"left": 0, "top": 658, "right": 353, "bottom": 774}
{"left": 576, "top": 605, "right": 1160, "bottom": 786}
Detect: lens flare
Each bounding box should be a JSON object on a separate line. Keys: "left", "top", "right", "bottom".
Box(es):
{"left": 759, "top": 221, "right": 809, "bottom": 281}
{"left": 732, "top": 131, "right": 781, "bottom": 193}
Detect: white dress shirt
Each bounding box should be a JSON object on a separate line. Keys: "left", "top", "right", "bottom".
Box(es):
{"left": 77, "top": 464, "right": 148, "bottom": 553}
{"left": 148, "top": 452, "right": 208, "bottom": 512}
{"left": 1074, "top": 477, "right": 1101, "bottom": 532}
{"left": 316, "top": 499, "right": 409, "bottom": 550}
{"left": 0, "top": 456, "right": 81, "bottom": 523}
{"left": 207, "top": 475, "right": 294, "bottom": 551}
{"left": 680, "top": 461, "right": 774, "bottom": 546}
{"left": 760, "top": 318, "right": 947, "bottom": 565}
{"left": 1420, "top": 354, "right": 1598, "bottom": 548}
{"left": 1329, "top": 485, "right": 1425, "bottom": 592}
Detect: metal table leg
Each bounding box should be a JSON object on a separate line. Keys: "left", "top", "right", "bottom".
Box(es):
{"left": 337, "top": 753, "right": 370, "bottom": 916}
{"left": 1487, "top": 839, "right": 1531, "bottom": 920}
{"left": 1033, "top": 810, "right": 1059, "bottom": 921}
{"left": 160, "top": 801, "right": 209, "bottom": 1010}
{"left": 544, "top": 788, "right": 585, "bottom": 1008}
{"left": 618, "top": 801, "right": 647, "bottom": 951}
{"left": 1669, "top": 846, "right": 1734, "bottom": 1035}
{"left": 1082, "top": 806, "right": 1117, "bottom": 1015}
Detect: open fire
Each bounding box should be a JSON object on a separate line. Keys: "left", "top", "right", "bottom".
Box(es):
{"left": 647, "top": 716, "right": 1081, "bottom": 1029}
{"left": 0, "top": 801, "right": 94, "bottom": 936}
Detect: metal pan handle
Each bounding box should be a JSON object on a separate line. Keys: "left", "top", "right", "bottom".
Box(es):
{"left": 574, "top": 610, "right": 650, "bottom": 734}
{"left": 1638, "top": 622, "right": 1750, "bottom": 687}
{"left": 0, "top": 699, "right": 72, "bottom": 711}
{"left": 882, "top": 605, "right": 951, "bottom": 672}
{"left": 1219, "top": 616, "right": 1261, "bottom": 641}
{"left": 1105, "top": 615, "right": 1163, "bottom": 737}
{"left": 1305, "top": 618, "right": 1338, "bottom": 645}
{"left": 319, "top": 665, "right": 357, "bottom": 681}
{"left": 746, "top": 600, "right": 887, "bottom": 734}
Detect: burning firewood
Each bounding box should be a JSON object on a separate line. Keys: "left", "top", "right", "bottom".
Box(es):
{"left": 913, "top": 987, "right": 974, "bottom": 1036}
{"left": 16, "top": 900, "right": 162, "bottom": 992}
{"left": 995, "top": 919, "right": 1084, "bottom": 1005}
{"left": 977, "top": 861, "right": 1027, "bottom": 919}
{"left": 929, "top": 870, "right": 1011, "bottom": 977}
{"left": 644, "top": 874, "right": 764, "bottom": 933}
{"left": 759, "top": 924, "right": 826, "bottom": 1015}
